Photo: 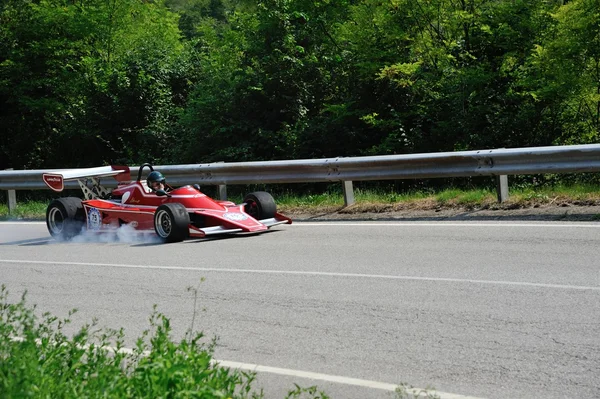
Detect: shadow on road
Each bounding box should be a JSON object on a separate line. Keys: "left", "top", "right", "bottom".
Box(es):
{"left": 0, "top": 238, "right": 54, "bottom": 246}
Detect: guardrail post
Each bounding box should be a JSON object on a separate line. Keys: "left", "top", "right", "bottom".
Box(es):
{"left": 8, "top": 190, "right": 16, "bottom": 214}
{"left": 6, "top": 168, "right": 17, "bottom": 214}
{"left": 218, "top": 185, "right": 227, "bottom": 201}
{"left": 496, "top": 175, "right": 509, "bottom": 203}
{"left": 342, "top": 181, "right": 355, "bottom": 207}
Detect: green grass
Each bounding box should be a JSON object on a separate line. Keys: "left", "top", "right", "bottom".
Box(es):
{"left": 434, "top": 189, "right": 465, "bottom": 204}
{"left": 511, "top": 183, "right": 600, "bottom": 202}
{"left": 1, "top": 184, "right": 600, "bottom": 220}
{"left": 355, "top": 189, "right": 431, "bottom": 203}
{"left": 277, "top": 184, "right": 600, "bottom": 212}
{"left": 276, "top": 192, "right": 343, "bottom": 207}
{"left": 0, "top": 201, "right": 47, "bottom": 220}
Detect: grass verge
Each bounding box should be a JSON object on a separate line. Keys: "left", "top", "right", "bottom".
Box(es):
{"left": 276, "top": 185, "right": 600, "bottom": 215}
{"left": 0, "top": 201, "right": 47, "bottom": 220}
{"left": 2, "top": 185, "right": 600, "bottom": 220}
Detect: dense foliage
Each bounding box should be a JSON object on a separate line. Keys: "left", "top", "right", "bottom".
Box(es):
{"left": 1, "top": 0, "right": 599, "bottom": 170}
{"left": 0, "top": 285, "right": 334, "bottom": 398}
{"left": 0, "top": 286, "right": 258, "bottom": 398}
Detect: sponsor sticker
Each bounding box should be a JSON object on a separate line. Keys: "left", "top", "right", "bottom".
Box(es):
{"left": 223, "top": 212, "right": 248, "bottom": 221}
{"left": 42, "top": 173, "right": 64, "bottom": 192}
{"left": 87, "top": 207, "right": 102, "bottom": 230}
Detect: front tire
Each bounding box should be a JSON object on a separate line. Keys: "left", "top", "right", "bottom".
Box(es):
{"left": 243, "top": 192, "right": 277, "bottom": 220}
{"left": 46, "top": 197, "right": 85, "bottom": 240}
{"left": 154, "top": 203, "right": 190, "bottom": 243}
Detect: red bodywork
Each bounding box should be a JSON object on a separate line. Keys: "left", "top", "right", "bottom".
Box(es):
{"left": 43, "top": 165, "right": 292, "bottom": 240}
{"left": 81, "top": 182, "right": 290, "bottom": 238}
{"left": 81, "top": 182, "right": 291, "bottom": 238}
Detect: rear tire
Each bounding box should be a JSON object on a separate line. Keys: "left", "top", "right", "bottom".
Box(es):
{"left": 154, "top": 203, "right": 190, "bottom": 243}
{"left": 243, "top": 192, "right": 277, "bottom": 220}
{"left": 46, "top": 197, "right": 85, "bottom": 240}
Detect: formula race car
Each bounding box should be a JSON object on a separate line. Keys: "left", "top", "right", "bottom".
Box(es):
{"left": 43, "top": 163, "right": 291, "bottom": 242}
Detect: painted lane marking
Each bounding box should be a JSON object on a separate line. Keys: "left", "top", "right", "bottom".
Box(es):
{"left": 216, "top": 359, "right": 484, "bottom": 399}
{"left": 1, "top": 221, "right": 600, "bottom": 228}
{"left": 290, "top": 222, "right": 600, "bottom": 228}
{"left": 9, "top": 336, "right": 483, "bottom": 399}
{"left": 0, "top": 222, "right": 46, "bottom": 225}
{"left": 1, "top": 259, "right": 598, "bottom": 291}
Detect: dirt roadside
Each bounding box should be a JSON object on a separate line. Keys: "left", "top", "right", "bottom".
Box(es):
{"left": 282, "top": 203, "right": 600, "bottom": 222}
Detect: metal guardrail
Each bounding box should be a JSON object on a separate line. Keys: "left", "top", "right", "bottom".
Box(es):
{"left": 2, "top": 144, "right": 600, "bottom": 190}
{"left": 1, "top": 144, "right": 600, "bottom": 209}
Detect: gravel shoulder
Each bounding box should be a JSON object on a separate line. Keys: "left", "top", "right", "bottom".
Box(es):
{"left": 283, "top": 204, "right": 600, "bottom": 222}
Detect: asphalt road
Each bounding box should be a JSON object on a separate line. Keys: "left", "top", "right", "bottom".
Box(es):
{"left": 1, "top": 221, "right": 599, "bottom": 399}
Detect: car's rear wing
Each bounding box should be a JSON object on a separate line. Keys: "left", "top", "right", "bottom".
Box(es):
{"left": 43, "top": 166, "right": 130, "bottom": 194}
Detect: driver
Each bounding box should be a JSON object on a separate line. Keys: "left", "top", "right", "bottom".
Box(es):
{"left": 146, "top": 171, "right": 172, "bottom": 193}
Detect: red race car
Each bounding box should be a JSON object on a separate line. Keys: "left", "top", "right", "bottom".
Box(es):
{"left": 43, "top": 163, "right": 291, "bottom": 242}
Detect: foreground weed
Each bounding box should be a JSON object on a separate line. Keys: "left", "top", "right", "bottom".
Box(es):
{"left": 1, "top": 288, "right": 460, "bottom": 399}
{"left": 285, "top": 384, "right": 330, "bottom": 399}
{"left": 1, "top": 285, "right": 332, "bottom": 398}
{"left": 395, "top": 383, "right": 441, "bottom": 398}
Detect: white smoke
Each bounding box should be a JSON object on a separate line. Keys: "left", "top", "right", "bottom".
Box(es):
{"left": 70, "top": 223, "right": 163, "bottom": 244}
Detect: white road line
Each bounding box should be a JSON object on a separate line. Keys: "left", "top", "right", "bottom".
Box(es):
{"left": 1, "top": 259, "right": 598, "bottom": 291}
{"left": 215, "top": 360, "right": 484, "bottom": 399}
{"left": 291, "top": 222, "right": 600, "bottom": 228}
{"left": 8, "top": 336, "right": 483, "bottom": 399}
{"left": 2, "top": 221, "right": 600, "bottom": 228}
{"left": 0, "top": 221, "right": 46, "bottom": 225}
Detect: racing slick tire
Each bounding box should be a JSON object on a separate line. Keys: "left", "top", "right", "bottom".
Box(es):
{"left": 46, "top": 197, "right": 85, "bottom": 240}
{"left": 154, "top": 203, "right": 190, "bottom": 243}
{"left": 243, "top": 191, "right": 277, "bottom": 220}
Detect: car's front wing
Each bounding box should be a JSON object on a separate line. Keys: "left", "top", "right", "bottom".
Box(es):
{"left": 188, "top": 210, "right": 292, "bottom": 238}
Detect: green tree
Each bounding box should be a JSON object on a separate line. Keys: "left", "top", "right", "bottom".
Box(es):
{"left": 179, "top": 0, "right": 349, "bottom": 162}
{"left": 370, "top": 0, "right": 558, "bottom": 153}
{"left": 0, "top": 0, "right": 91, "bottom": 168}
{"left": 74, "top": 0, "right": 187, "bottom": 166}
{"left": 3, "top": 0, "right": 598, "bottom": 176}
{"left": 0, "top": 0, "right": 186, "bottom": 169}
{"left": 522, "top": 0, "right": 600, "bottom": 144}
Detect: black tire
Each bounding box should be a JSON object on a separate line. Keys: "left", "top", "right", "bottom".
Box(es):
{"left": 243, "top": 191, "right": 277, "bottom": 220}
{"left": 154, "top": 203, "right": 190, "bottom": 243}
{"left": 46, "top": 197, "right": 85, "bottom": 240}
